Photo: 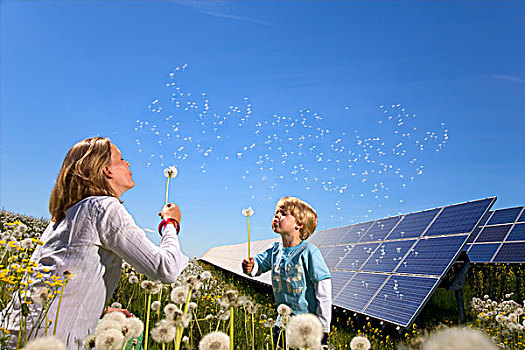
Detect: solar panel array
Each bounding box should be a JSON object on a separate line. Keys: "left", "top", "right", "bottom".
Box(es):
{"left": 465, "top": 206, "right": 525, "bottom": 263}
{"left": 306, "top": 197, "right": 495, "bottom": 327}
{"left": 199, "top": 197, "right": 496, "bottom": 328}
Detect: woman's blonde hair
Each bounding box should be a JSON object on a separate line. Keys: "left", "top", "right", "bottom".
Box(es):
{"left": 49, "top": 137, "right": 116, "bottom": 222}
{"left": 276, "top": 196, "right": 318, "bottom": 240}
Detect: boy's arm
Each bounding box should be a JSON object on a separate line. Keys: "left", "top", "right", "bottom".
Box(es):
{"left": 315, "top": 278, "right": 332, "bottom": 333}
{"left": 242, "top": 243, "right": 275, "bottom": 276}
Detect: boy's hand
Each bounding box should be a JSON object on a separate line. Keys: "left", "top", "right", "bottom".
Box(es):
{"left": 242, "top": 257, "right": 254, "bottom": 274}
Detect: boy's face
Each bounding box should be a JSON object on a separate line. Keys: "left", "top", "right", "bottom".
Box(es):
{"left": 272, "top": 206, "right": 302, "bottom": 236}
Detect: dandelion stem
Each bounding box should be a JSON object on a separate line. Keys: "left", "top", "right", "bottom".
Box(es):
{"left": 165, "top": 177, "right": 170, "bottom": 206}
{"left": 52, "top": 277, "right": 69, "bottom": 336}
{"left": 144, "top": 292, "right": 152, "bottom": 350}
{"left": 192, "top": 309, "right": 202, "bottom": 336}
{"left": 247, "top": 216, "right": 251, "bottom": 258}
{"left": 229, "top": 306, "right": 234, "bottom": 350}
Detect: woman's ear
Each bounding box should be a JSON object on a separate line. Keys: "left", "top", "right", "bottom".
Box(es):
{"left": 103, "top": 166, "right": 113, "bottom": 178}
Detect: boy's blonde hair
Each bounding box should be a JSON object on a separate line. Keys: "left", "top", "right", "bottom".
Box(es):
{"left": 276, "top": 196, "right": 318, "bottom": 240}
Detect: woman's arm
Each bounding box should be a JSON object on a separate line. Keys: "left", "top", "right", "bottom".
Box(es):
{"left": 96, "top": 198, "right": 189, "bottom": 283}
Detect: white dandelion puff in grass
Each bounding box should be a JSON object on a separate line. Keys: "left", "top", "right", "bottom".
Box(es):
{"left": 277, "top": 304, "right": 292, "bottom": 316}
{"left": 125, "top": 317, "right": 144, "bottom": 339}
{"left": 422, "top": 326, "right": 496, "bottom": 350}
{"left": 95, "top": 319, "right": 123, "bottom": 337}
{"left": 151, "top": 300, "right": 161, "bottom": 311}
{"left": 150, "top": 319, "right": 176, "bottom": 343}
{"left": 171, "top": 286, "right": 189, "bottom": 304}
{"left": 200, "top": 271, "right": 212, "bottom": 280}
{"left": 23, "top": 336, "right": 66, "bottom": 350}
{"left": 21, "top": 238, "right": 34, "bottom": 249}
{"left": 82, "top": 334, "right": 96, "bottom": 349}
{"left": 350, "top": 335, "right": 371, "bottom": 350}
{"left": 286, "top": 313, "right": 323, "bottom": 350}
{"left": 32, "top": 287, "right": 49, "bottom": 306}
{"left": 198, "top": 331, "right": 230, "bottom": 350}
{"left": 128, "top": 275, "right": 139, "bottom": 284}
{"left": 110, "top": 302, "right": 122, "bottom": 309}
{"left": 95, "top": 329, "right": 124, "bottom": 350}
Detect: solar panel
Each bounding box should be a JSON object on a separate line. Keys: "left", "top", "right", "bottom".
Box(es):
{"left": 487, "top": 207, "right": 522, "bottom": 225}
{"left": 493, "top": 242, "right": 525, "bottom": 263}
{"left": 518, "top": 210, "right": 525, "bottom": 223}
{"left": 334, "top": 272, "right": 388, "bottom": 313}
{"left": 364, "top": 275, "right": 439, "bottom": 326}
{"left": 322, "top": 197, "right": 495, "bottom": 327}
{"left": 387, "top": 208, "right": 439, "bottom": 240}
{"left": 309, "top": 225, "right": 351, "bottom": 246}
{"left": 466, "top": 206, "right": 525, "bottom": 263}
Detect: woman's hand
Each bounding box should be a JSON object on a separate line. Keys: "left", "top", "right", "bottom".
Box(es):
{"left": 159, "top": 203, "right": 182, "bottom": 222}
{"left": 103, "top": 306, "right": 134, "bottom": 317}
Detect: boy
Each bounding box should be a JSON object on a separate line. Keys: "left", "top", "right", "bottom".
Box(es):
{"left": 242, "top": 196, "right": 332, "bottom": 345}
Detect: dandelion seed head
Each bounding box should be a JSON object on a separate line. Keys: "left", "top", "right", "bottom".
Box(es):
{"left": 350, "top": 335, "right": 371, "bottom": 350}
{"left": 32, "top": 287, "right": 49, "bottom": 306}
{"left": 151, "top": 300, "right": 161, "bottom": 311}
{"left": 171, "top": 286, "right": 189, "bottom": 304}
{"left": 150, "top": 319, "right": 176, "bottom": 343}
{"left": 277, "top": 304, "right": 292, "bottom": 316}
{"left": 95, "top": 329, "right": 125, "bottom": 350}
{"left": 82, "top": 334, "right": 96, "bottom": 349}
{"left": 125, "top": 317, "right": 144, "bottom": 339}
{"left": 164, "top": 166, "right": 178, "bottom": 178}
{"left": 23, "top": 336, "right": 66, "bottom": 350}
{"left": 110, "top": 302, "right": 122, "bottom": 309}
{"left": 286, "top": 313, "right": 323, "bottom": 350}
{"left": 198, "top": 331, "right": 230, "bottom": 350}
{"left": 422, "top": 326, "right": 496, "bottom": 350}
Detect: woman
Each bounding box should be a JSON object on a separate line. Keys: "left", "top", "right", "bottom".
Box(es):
{"left": 1, "top": 137, "right": 188, "bottom": 349}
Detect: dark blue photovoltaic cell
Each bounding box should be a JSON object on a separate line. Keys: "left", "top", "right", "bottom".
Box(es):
{"left": 361, "top": 240, "right": 417, "bottom": 273}
{"left": 334, "top": 273, "right": 388, "bottom": 312}
{"left": 396, "top": 235, "right": 468, "bottom": 276}
{"left": 336, "top": 243, "right": 379, "bottom": 270}
{"left": 330, "top": 270, "right": 355, "bottom": 299}
{"left": 487, "top": 207, "right": 522, "bottom": 225}
{"left": 506, "top": 224, "right": 525, "bottom": 242}
{"left": 493, "top": 242, "right": 525, "bottom": 263}
{"left": 478, "top": 211, "right": 492, "bottom": 226}
{"left": 425, "top": 198, "right": 493, "bottom": 236}
{"left": 339, "top": 221, "right": 375, "bottom": 244}
{"left": 364, "top": 275, "right": 439, "bottom": 327}
{"left": 467, "top": 227, "right": 482, "bottom": 243}
{"left": 358, "top": 216, "right": 402, "bottom": 243}
{"left": 475, "top": 225, "right": 512, "bottom": 242}
{"left": 323, "top": 245, "right": 351, "bottom": 269}
{"left": 310, "top": 226, "right": 351, "bottom": 246}
{"left": 388, "top": 209, "right": 440, "bottom": 240}
{"left": 467, "top": 243, "right": 500, "bottom": 263}
{"left": 518, "top": 209, "right": 525, "bottom": 223}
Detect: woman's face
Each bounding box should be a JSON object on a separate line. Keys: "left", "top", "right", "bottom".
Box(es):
{"left": 105, "top": 143, "right": 135, "bottom": 197}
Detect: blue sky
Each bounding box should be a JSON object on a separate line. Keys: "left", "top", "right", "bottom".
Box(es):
{"left": 1, "top": 0, "right": 523, "bottom": 258}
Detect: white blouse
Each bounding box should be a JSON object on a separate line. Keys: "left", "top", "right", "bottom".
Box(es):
{"left": 1, "top": 196, "right": 189, "bottom": 349}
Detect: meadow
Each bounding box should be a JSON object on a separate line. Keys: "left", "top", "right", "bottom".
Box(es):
{"left": 0, "top": 210, "right": 523, "bottom": 349}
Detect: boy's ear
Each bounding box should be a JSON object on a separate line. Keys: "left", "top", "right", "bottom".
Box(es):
{"left": 103, "top": 166, "right": 113, "bottom": 179}
{"left": 295, "top": 223, "right": 303, "bottom": 231}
